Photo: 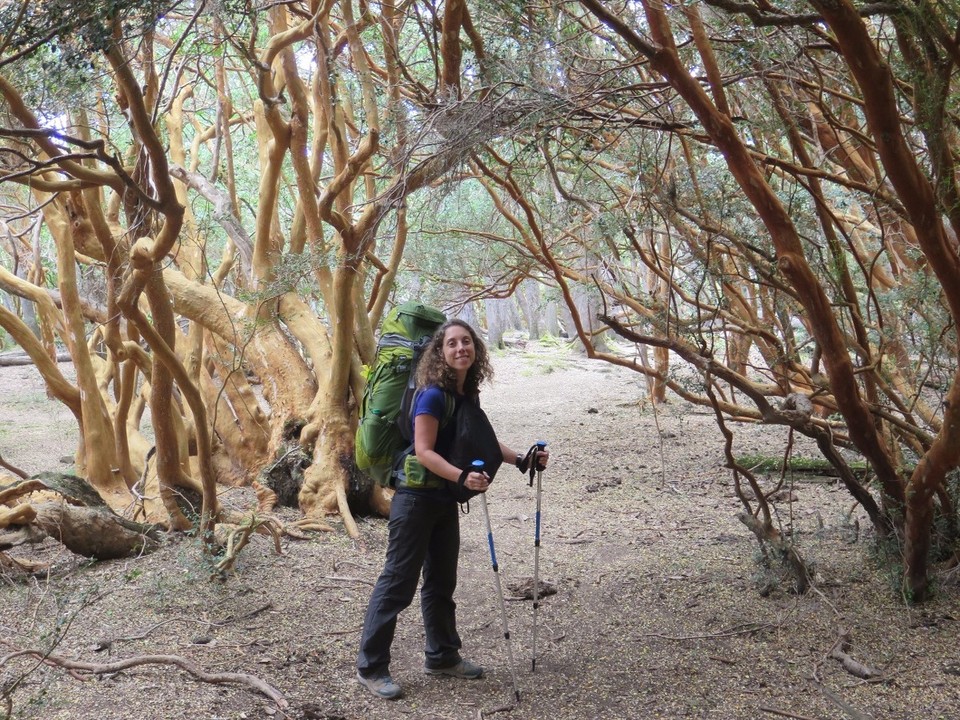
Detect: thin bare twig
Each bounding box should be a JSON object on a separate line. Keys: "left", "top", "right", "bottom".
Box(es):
{"left": 478, "top": 702, "right": 516, "bottom": 718}
{"left": 759, "top": 707, "right": 819, "bottom": 720}
{"left": 0, "top": 451, "right": 28, "bottom": 480}
{"left": 819, "top": 683, "right": 875, "bottom": 720}
{"left": 640, "top": 621, "right": 775, "bottom": 641}
{"left": 321, "top": 575, "right": 375, "bottom": 586}
{"left": 106, "top": 602, "right": 275, "bottom": 647}
{"left": 1, "top": 646, "right": 288, "bottom": 708}
{"left": 320, "top": 624, "right": 363, "bottom": 636}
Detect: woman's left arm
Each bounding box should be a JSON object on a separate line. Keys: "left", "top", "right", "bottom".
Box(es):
{"left": 499, "top": 443, "right": 519, "bottom": 468}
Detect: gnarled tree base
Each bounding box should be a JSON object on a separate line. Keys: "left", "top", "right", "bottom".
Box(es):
{"left": 32, "top": 502, "right": 161, "bottom": 560}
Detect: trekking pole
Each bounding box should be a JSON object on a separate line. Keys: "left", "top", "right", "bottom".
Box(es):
{"left": 475, "top": 460, "right": 521, "bottom": 703}
{"left": 529, "top": 441, "right": 547, "bottom": 673}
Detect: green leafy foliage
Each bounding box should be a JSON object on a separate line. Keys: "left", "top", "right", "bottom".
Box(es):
{"left": 0, "top": 0, "right": 172, "bottom": 59}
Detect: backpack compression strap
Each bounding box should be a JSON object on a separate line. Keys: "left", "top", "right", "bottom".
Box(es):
{"left": 396, "top": 336, "right": 436, "bottom": 443}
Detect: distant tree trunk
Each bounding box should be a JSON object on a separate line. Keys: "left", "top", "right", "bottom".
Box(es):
{"left": 1, "top": 292, "right": 40, "bottom": 345}
{"left": 543, "top": 299, "right": 561, "bottom": 337}
{"left": 19, "top": 301, "right": 39, "bottom": 349}
{"left": 517, "top": 280, "right": 542, "bottom": 340}
{"left": 456, "top": 300, "right": 480, "bottom": 329}
{"left": 564, "top": 281, "right": 609, "bottom": 355}
{"left": 485, "top": 297, "right": 512, "bottom": 349}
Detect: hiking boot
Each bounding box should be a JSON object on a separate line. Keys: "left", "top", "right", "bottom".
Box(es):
{"left": 356, "top": 671, "right": 403, "bottom": 700}
{"left": 424, "top": 658, "right": 485, "bottom": 679}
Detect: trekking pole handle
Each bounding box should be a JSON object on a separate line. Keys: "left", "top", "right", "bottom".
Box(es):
{"left": 528, "top": 441, "right": 547, "bottom": 487}
{"left": 536, "top": 440, "right": 547, "bottom": 462}
{"left": 532, "top": 442, "right": 546, "bottom": 545}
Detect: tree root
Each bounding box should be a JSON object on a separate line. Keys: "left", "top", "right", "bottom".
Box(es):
{"left": 252, "top": 481, "right": 278, "bottom": 513}
{"left": 0, "top": 643, "right": 288, "bottom": 708}
{"left": 216, "top": 509, "right": 333, "bottom": 542}
{"left": 367, "top": 483, "right": 392, "bottom": 518}
{"left": 285, "top": 517, "right": 334, "bottom": 534}
{"left": 0, "top": 552, "right": 48, "bottom": 573}
{"left": 335, "top": 481, "right": 359, "bottom": 539}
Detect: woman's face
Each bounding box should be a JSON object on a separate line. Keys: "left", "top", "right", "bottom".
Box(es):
{"left": 442, "top": 324, "right": 476, "bottom": 374}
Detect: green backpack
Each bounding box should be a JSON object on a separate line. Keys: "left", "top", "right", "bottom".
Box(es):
{"left": 355, "top": 302, "right": 447, "bottom": 485}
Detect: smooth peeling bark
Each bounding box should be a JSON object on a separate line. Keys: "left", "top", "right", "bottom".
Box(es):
{"left": 82, "top": 214, "right": 138, "bottom": 487}
{"left": 251, "top": 131, "right": 288, "bottom": 285}
{"left": 903, "top": 375, "right": 960, "bottom": 600}
{"left": 299, "top": 265, "right": 358, "bottom": 529}
{"left": 277, "top": 294, "right": 334, "bottom": 376}
{"left": 162, "top": 266, "right": 315, "bottom": 422}
{"left": 166, "top": 88, "right": 209, "bottom": 423}
{"left": 806, "top": 0, "right": 960, "bottom": 599}
{"left": 440, "top": 0, "right": 466, "bottom": 96}
{"left": 0, "top": 75, "right": 125, "bottom": 195}
{"left": 104, "top": 40, "right": 182, "bottom": 261}
{"left": 207, "top": 325, "right": 310, "bottom": 462}
{"left": 279, "top": 30, "right": 325, "bottom": 259}
{"left": 199, "top": 364, "right": 259, "bottom": 482}
{"left": 580, "top": 0, "right": 905, "bottom": 508}
{"left": 44, "top": 193, "right": 128, "bottom": 508}
{"left": 352, "top": 278, "right": 376, "bottom": 367}
{"left": 201, "top": 333, "right": 271, "bottom": 477}
{"left": 367, "top": 205, "right": 409, "bottom": 332}
{"left": 143, "top": 268, "right": 221, "bottom": 537}
{"left": 246, "top": 326, "right": 317, "bottom": 453}
{"left": 249, "top": 12, "right": 298, "bottom": 271}
{"left": 141, "top": 269, "right": 193, "bottom": 532}
{"left": 806, "top": 0, "right": 960, "bottom": 318}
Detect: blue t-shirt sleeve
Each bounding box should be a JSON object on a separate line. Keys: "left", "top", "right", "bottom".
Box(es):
{"left": 413, "top": 386, "right": 447, "bottom": 422}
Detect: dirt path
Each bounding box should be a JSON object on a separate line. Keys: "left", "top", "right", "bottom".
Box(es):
{"left": 1, "top": 346, "right": 959, "bottom": 719}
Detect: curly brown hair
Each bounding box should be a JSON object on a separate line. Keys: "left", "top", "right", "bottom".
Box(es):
{"left": 415, "top": 319, "right": 493, "bottom": 395}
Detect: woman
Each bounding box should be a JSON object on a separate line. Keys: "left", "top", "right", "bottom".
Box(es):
{"left": 356, "top": 319, "right": 549, "bottom": 700}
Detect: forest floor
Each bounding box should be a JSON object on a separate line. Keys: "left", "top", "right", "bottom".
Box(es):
{"left": 1, "top": 342, "right": 960, "bottom": 720}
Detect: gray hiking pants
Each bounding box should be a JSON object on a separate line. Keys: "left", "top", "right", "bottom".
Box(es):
{"left": 357, "top": 492, "right": 463, "bottom": 678}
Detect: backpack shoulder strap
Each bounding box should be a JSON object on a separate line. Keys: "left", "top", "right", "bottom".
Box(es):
{"left": 440, "top": 390, "right": 458, "bottom": 428}
{"left": 396, "top": 338, "right": 434, "bottom": 442}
